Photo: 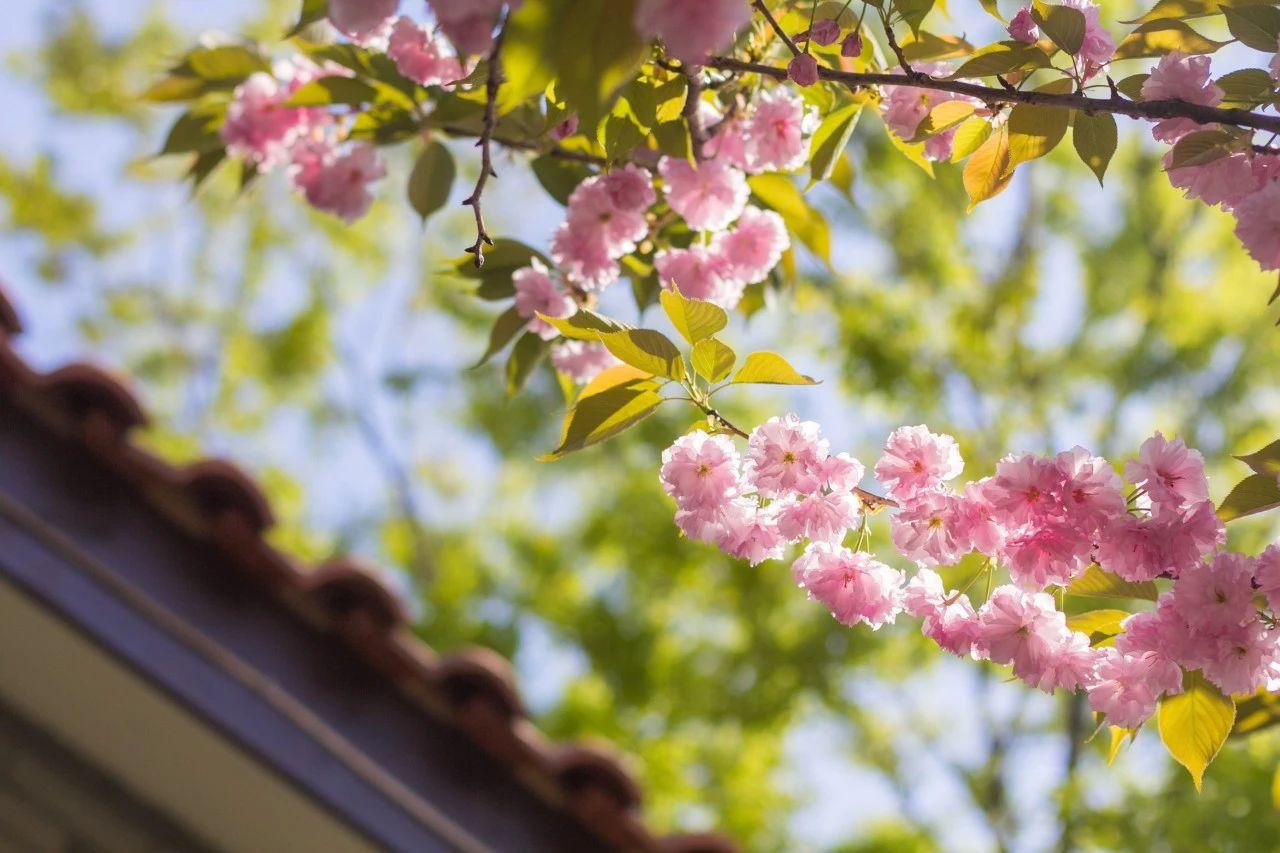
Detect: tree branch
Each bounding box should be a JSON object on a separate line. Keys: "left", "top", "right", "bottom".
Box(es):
{"left": 752, "top": 0, "right": 802, "bottom": 56}
{"left": 707, "top": 55, "right": 1280, "bottom": 134}
{"left": 461, "top": 20, "right": 508, "bottom": 269}
{"left": 683, "top": 66, "right": 709, "bottom": 161}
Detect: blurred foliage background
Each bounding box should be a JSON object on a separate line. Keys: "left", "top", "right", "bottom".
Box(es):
{"left": 5, "top": 1, "right": 1280, "bottom": 850}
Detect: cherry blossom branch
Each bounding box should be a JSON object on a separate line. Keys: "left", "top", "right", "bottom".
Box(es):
{"left": 706, "top": 55, "right": 1280, "bottom": 134}
{"left": 461, "top": 18, "right": 508, "bottom": 269}
{"left": 683, "top": 66, "right": 709, "bottom": 161}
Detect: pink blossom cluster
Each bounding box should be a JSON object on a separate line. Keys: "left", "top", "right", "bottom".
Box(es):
{"left": 660, "top": 420, "right": 1280, "bottom": 730}
{"left": 220, "top": 58, "right": 387, "bottom": 222}
{"left": 550, "top": 165, "right": 657, "bottom": 290}
{"left": 327, "top": 0, "right": 519, "bottom": 57}
{"left": 1140, "top": 49, "right": 1280, "bottom": 271}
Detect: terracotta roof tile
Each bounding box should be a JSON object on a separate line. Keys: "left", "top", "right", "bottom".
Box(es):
{"left": 0, "top": 283, "right": 735, "bottom": 852}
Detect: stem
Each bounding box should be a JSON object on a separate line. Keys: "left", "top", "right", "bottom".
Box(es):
{"left": 706, "top": 55, "right": 1280, "bottom": 134}
{"left": 461, "top": 17, "right": 508, "bottom": 268}
{"left": 683, "top": 65, "right": 709, "bottom": 161}
{"left": 880, "top": 12, "right": 919, "bottom": 79}
{"left": 752, "top": 0, "right": 802, "bottom": 56}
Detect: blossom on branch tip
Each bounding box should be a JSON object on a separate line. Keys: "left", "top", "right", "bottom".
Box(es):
{"left": 809, "top": 18, "right": 842, "bottom": 47}
{"left": 744, "top": 414, "right": 829, "bottom": 498}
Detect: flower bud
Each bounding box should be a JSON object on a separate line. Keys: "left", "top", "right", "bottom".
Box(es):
{"left": 1007, "top": 7, "right": 1040, "bottom": 44}
{"left": 787, "top": 53, "right": 819, "bottom": 87}
{"left": 810, "top": 18, "right": 841, "bottom": 46}
{"left": 840, "top": 31, "right": 863, "bottom": 58}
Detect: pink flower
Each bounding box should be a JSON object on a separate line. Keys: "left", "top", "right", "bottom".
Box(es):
{"left": 1171, "top": 551, "right": 1257, "bottom": 634}
{"left": 744, "top": 414, "right": 828, "bottom": 498}
{"left": 550, "top": 222, "right": 619, "bottom": 289}
{"left": 792, "top": 543, "right": 905, "bottom": 628}
{"left": 817, "top": 452, "right": 866, "bottom": 493}
{"left": 1003, "top": 521, "right": 1092, "bottom": 589}
{"left": 1029, "top": 630, "right": 1101, "bottom": 694}
{"left": 1115, "top": 605, "right": 1187, "bottom": 695}
{"left": 633, "top": 0, "right": 752, "bottom": 66}
{"left": 1087, "top": 649, "right": 1161, "bottom": 728}
{"left": 1165, "top": 150, "right": 1259, "bottom": 209}
{"left": 550, "top": 114, "right": 579, "bottom": 141}
{"left": 976, "top": 585, "right": 1066, "bottom": 681}
{"left": 659, "top": 156, "right": 749, "bottom": 232}
{"left": 874, "top": 425, "right": 963, "bottom": 503}
{"left": 986, "top": 453, "right": 1063, "bottom": 526}
{"left": 890, "top": 489, "right": 969, "bottom": 566}
{"left": 716, "top": 500, "right": 786, "bottom": 565}
{"left": 512, "top": 259, "right": 575, "bottom": 339}
{"left": 674, "top": 505, "right": 724, "bottom": 542}
{"left": 1257, "top": 543, "right": 1280, "bottom": 612}
{"left": 1233, "top": 181, "right": 1280, "bottom": 270}
{"left": 788, "top": 54, "right": 820, "bottom": 87}
{"left": 427, "top": 0, "right": 512, "bottom": 55}
{"left": 660, "top": 430, "right": 742, "bottom": 514}
{"left": 1196, "top": 621, "right": 1277, "bottom": 695}
{"left": 550, "top": 340, "right": 621, "bottom": 384}
{"left": 329, "top": 0, "right": 398, "bottom": 40}
{"left": 703, "top": 117, "right": 752, "bottom": 170}
{"left": 1056, "top": 446, "right": 1126, "bottom": 533}
{"left": 565, "top": 179, "right": 648, "bottom": 258}
{"left": 1162, "top": 500, "right": 1225, "bottom": 575}
{"left": 654, "top": 245, "right": 744, "bottom": 309}
{"left": 1007, "top": 7, "right": 1040, "bottom": 43}
{"left": 776, "top": 491, "right": 860, "bottom": 544}
{"left": 221, "top": 73, "right": 316, "bottom": 170}
{"left": 809, "top": 18, "right": 842, "bottom": 46}
{"left": 600, "top": 164, "right": 656, "bottom": 212}
{"left": 881, "top": 83, "right": 931, "bottom": 142}
{"left": 1124, "top": 432, "right": 1208, "bottom": 516}
{"left": 1141, "top": 51, "right": 1223, "bottom": 143}
{"left": 1061, "top": 0, "right": 1115, "bottom": 72}
{"left": 905, "top": 569, "right": 982, "bottom": 656}
{"left": 953, "top": 479, "right": 1008, "bottom": 557}
{"left": 712, "top": 206, "right": 790, "bottom": 284}
{"left": 293, "top": 142, "right": 386, "bottom": 222}
{"left": 1097, "top": 514, "right": 1171, "bottom": 582}
{"left": 743, "top": 90, "right": 815, "bottom": 173}
{"left": 386, "top": 17, "right": 466, "bottom": 87}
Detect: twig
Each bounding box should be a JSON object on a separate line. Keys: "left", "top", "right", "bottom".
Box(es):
{"left": 752, "top": 0, "right": 802, "bottom": 56}
{"left": 683, "top": 65, "right": 709, "bottom": 161}
{"left": 461, "top": 19, "right": 507, "bottom": 269}
{"left": 706, "top": 55, "right": 1280, "bottom": 134}
{"left": 880, "top": 15, "right": 920, "bottom": 80}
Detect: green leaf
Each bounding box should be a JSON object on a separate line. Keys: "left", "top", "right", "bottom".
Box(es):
{"left": 1215, "top": 68, "right": 1279, "bottom": 107}
{"left": 1066, "top": 608, "right": 1129, "bottom": 645}
{"left": 1114, "top": 19, "right": 1230, "bottom": 60}
{"left": 748, "top": 174, "right": 832, "bottom": 264}
{"left": 950, "top": 118, "right": 993, "bottom": 162}
{"left": 660, "top": 289, "right": 728, "bottom": 345}
{"left": 1168, "top": 129, "right": 1238, "bottom": 168}
{"left": 1127, "top": 0, "right": 1277, "bottom": 24}
{"left": 186, "top": 45, "right": 269, "bottom": 82}
{"left": 1072, "top": 111, "right": 1117, "bottom": 185}
{"left": 1236, "top": 437, "right": 1280, "bottom": 476}
{"left": 1226, "top": 5, "right": 1280, "bottom": 50}
{"left": 1273, "top": 763, "right": 1280, "bottom": 808}
{"left": 597, "top": 329, "right": 686, "bottom": 380}
{"left": 142, "top": 75, "right": 207, "bottom": 103}
{"left": 287, "top": 76, "right": 380, "bottom": 107}
{"left": 539, "top": 309, "right": 630, "bottom": 340}
{"left": 894, "top": 0, "right": 937, "bottom": 34}
{"left": 951, "top": 42, "right": 1051, "bottom": 79}
{"left": 807, "top": 102, "right": 863, "bottom": 190}
{"left": 1159, "top": 670, "right": 1235, "bottom": 791}
{"left": 901, "top": 32, "right": 975, "bottom": 61}
{"left": 474, "top": 306, "right": 527, "bottom": 367}
{"left": 1116, "top": 73, "right": 1150, "bottom": 100}
{"left": 1067, "top": 564, "right": 1159, "bottom": 601}
{"left": 287, "top": 0, "right": 329, "bottom": 37}
{"left": 1007, "top": 103, "right": 1069, "bottom": 168}
{"left": 506, "top": 332, "right": 549, "bottom": 395}
{"left": 539, "top": 366, "right": 665, "bottom": 459}
{"left": 1217, "top": 472, "right": 1280, "bottom": 521}
{"left": 161, "top": 109, "right": 223, "bottom": 156}
{"left": 532, "top": 155, "right": 593, "bottom": 205}
{"left": 407, "top": 140, "right": 455, "bottom": 223}
{"left": 963, "top": 127, "right": 1012, "bottom": 210}
{"left": 691, "top": 339, "right": 737, "bottom": 383}
{"left": 1032, "top": 3, "right": 1086, "bottom": 54}
{"left": 731, "top": 351, "right": 819, "bottom": 386}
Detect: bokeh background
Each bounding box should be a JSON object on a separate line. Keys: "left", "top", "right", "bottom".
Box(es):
{"left": 5, "top": 1, "right": 1280, "bottom": 849}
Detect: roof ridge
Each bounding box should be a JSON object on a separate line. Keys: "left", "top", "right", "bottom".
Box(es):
{"left": 0, "top": 283, "right": 735, "bottom": 853}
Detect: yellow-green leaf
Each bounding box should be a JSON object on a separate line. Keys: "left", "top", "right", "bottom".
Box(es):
{"left": 1114, "top": 19, "right": 1229, "bottom": 60}
{"left": 538, "top": 309, "right": 629, "bottom": 341}
{"left": 950, "top": 117, "right": 993, "bottom": 162}
{"left": 1032, "top": 2, "right": 1086, "bottom": 54}
{"left": 951, "top": 42, "right": 1052, "bottom": 79}
{"left": 540, "top": 369, "right": 664, "bottom": 460}
{"left": 963, "top": 127, "right": 1012, "bottom": 209}
{"left": 1072, "top": 111, "right": 1117, "bottom": 184}
{"left": 287, "top": 76, "right": 379, "bottom": 107}
{"left": 1107, "top": 726, "right": 1137, "bottom": 764}
{"left": 1215, "top": 68, "right": 1279, "bottom": 107}
{"left": 1127, "top": 0, "right": 1276, "bottom": 24}
{"left": 407, "top": 140, "right": 456, "bottom": 223}
{"left": 660, "top": 289, "right": 728, "bottom": 345}
{"left": 1158, "top": 670, "right": 1235, "bottom": 791}
{"left": 731, "top": 351, "right": 819, "bottom": 385}
{"left": 692, "top": 339, "right": 737, "bottom": 383}
{"left": 901, "top": 32, "right": 975, "bottom": 61}
{"left": 1273, "top": 763, "right": 1280, "bottom": 808}
{"left": 1168, "top": 128, "right": 1239, "bottom": 168}
{"left": 1007, "top": 103, "right": 1069, "bottom": 168}
{"left": 597, "top": 328, "right": 686, "bottom": 380}
{"left": 1217, "top": 472, "right": 1280, "bottom": 521}
{"left": 1067, "top": 564, "right": 1159, "bottom": 601}
{"left": 1236, "top": 437, "right": 1280, "bottom": 476}
{"left": 1067, "top": 608, "right": 1130, "bottom": 645}
{"left": 807, "top": 102, "right": 863, "bottom": 190}
{"left": 910, "top": 100, "right": 977, "bottom": 141}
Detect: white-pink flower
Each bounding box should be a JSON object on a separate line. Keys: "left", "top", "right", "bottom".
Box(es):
{"left": 329, "top": 0, "right": 398, "bottom": 40}
{"left": 1056, "top": 445, "right": 1126, "bottom": 533}
{"left": 743, "top": 89, "right": 814, "bottom": 173}
{"left": 792, "top": 543, "right": 905, "bottom": 628}
{"left": 712, "top": 206, "right": 790, "bottom": 285}
{"left": 1195, "top": 621, "right": 1277, "bottom": 695}
{"left": 874, "top": 425, "right": 964, "bottom": 504}
{"left": 660, "top": 430, "right": 742, "bottom": 514}
{"left": 744, "top": 414, "right": 829, "bottom": 498}
{"left": 1171, "top": 551, "right": 1257, "bottom": 634}
{"left": 550, "top": 340, "right": 621, "bottom": 384}
{"left": 1061, "top": 0, "right": 1116, "bottom": 73}
{"left": 890, "top": 488, "right": 969, "bottom": 566}
{"left": 1003, "top": 521, "right": 1092, "bottom": 590}
{"left": 550, "top": 222, "right": 619, "bottom": 290}
{"left": 1140, "top": 51, "right": 1223, "bottom": 143}
{"left": 1028, "top": 630, "right": 1100, "bottom": 694}
{"left": 600, "top": 164, "right": 656, "bottom": 212}
{"left": 654, "top": 245, "right": 744, "bottom": 310}
{"left": 1007, "top": 7, "right": 1040, "bottom": 43}
{"left": 986, "top": 453, "right": 1062, "bottom": 526}
{"left": 1166, "top": 150, "right": 1260, "bottom": 209}
{"left": 1124, "top": 432, "right": 1208, "bottom": 516}
{"left": 292, "top": 142, "right": 386, "bottom": 222}
{"left": 1257, "top": 543, "right": 1280, "bottom": 613}
{"left": 633, "top": 0, "right": 752, "bottom": 66}
{"left": 387, "top": 17, "right": 466, "bottom": 87}
{"left": 775, "top": 491, "right": 860, "bottom": 544}
{"left": 658, "top": 156, "right": 749, "bottom": 232}
{"left": 716, "top": 500, "right": 786, "bottom": 565}
{"left": 976, "top": 585, "right": 1067, "bottom": 681}
{"left": 512, "top": 259, "right": 574, "bottom": 339}
{"left": 1233, "top": 181, "right": 1280, "bottom": 270}
{"left": 221, "top": 72, "right": 319, "bottom": 171}
{"left": 427, "top": 0, "right": 512, "bottom": 56}
{"left": 1087, "top": 648, "right": 1161, "bottom": 728}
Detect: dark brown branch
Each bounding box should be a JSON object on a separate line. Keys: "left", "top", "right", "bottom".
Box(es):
{"left": 683, "top": 66, "right": 709, "bottom": 161}
{"left": 707, "top": 55, "right": 1280, "bottom": 134}
{"left": 880, "top": 16, "right": 919, "bottom": 80}
{"left": 461, "top": 21, "right": 507, "bottom": 268}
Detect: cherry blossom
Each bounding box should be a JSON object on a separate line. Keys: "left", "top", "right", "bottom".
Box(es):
{"left": 512, "top": 259, "right": 575, "bottom": 339}
{"left": 874, "top": 425, "right": 963, "bottom": 503}
{"left": 633, "top": 0, "right": 752, "bottom": 66}
{"left": 1140, "top": 51, "right": 1223, "bottom": 143}
{"left": 792, "top": 543, "right": 905, "bottom": 629}
{"left": 386, "top": 17, "right": 466, "bottom": 87}
{"left": 1007, "top": 7, "right": 1040, "bottom": 44}
{"left": 549, "top": 340, "right": 621, "bottom": 384}
{"left": 659, "top": 156, "right": 749, "bottom": 232}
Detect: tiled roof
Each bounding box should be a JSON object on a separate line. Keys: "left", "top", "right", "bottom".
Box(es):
{"left": 0, "top": 285, "right": 734, "bottom": 853}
